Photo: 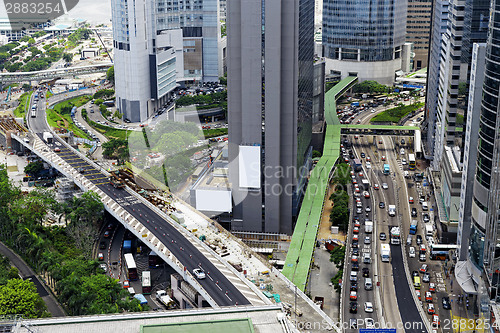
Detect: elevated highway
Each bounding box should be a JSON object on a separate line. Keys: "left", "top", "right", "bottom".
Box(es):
{"left": 0, "top": 64, "right": 112, "bottom": 84}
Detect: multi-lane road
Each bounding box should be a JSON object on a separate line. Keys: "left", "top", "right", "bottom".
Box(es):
{"left": 25, "top": 90, "right": 251, "bottom": 307}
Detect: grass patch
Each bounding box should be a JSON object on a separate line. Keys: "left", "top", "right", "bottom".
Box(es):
{"left": 52, "top": 95, "right": 91, "bottom": 114}
{"left": 203, "top": 128, "right": 228, "bottom": 138}
{"left": 13, "top": 91, "right": 32, "bottom": 118}
{"left": 456, "top": 114, "right": 465, "bottom": 125}
{"left": 46, "top": 109, "right": 91, "bottom": 140}
{"left": 370, "top": 102, "right": 424, "bottom": 123}
{"left": 89, "top": 120, "right": 130, "bottom": 140}
{"left": 45, "top": 91, "right": 53, "bottom": 99}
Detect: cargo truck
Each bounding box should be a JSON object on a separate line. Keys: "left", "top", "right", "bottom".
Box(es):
{"left": 381, "top": 244, "right": 390, "bottom": 262}
{"left": 43, "top": 132, "right": 53, "bottom": 144}
{"left": 364, "top": 221, "right": 373, "bottom": 233}
{"left": 156, "top": 290, "right": 175, "bottom": 308}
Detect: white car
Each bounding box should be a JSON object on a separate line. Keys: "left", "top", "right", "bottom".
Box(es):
{"left": 409, "top": 246, "right": 416, "bottom": 258}
{"left": 193, "top": 268, "right": 206, "bottom": 279}
{"left": 366, "top": 162, "right": 371, "bottom": 169}
{"left": 365, "top": 318, "right": 375, "bottom": 328}
{"left": 99, "top": 263, "right": 107, "bottom": 273}
{"left": 402, "top": 158, "right": 407, "bottom": 165}
{"left": 364, "top": 302, "right": 374, "bottom": 313}
{"left": 382, "top": 183, "right": 389, "bottom": 190}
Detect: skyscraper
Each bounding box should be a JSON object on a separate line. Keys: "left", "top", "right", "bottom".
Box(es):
{"left": 322, "top": 0, "right": 408, "bottom": 85}
{"left": 430, "top": 0, "right": 489, "bottom": 170}
{"left": 112, "top": 0, "right": 221, "bottom": 122}
{"left": 406, "top": 0, "right": 433, "bottom": 70}
{"left": 227, "top": 0, "right": 314, "bottom": 234}
{"left": 456, "top": 0, "right": 500, "bottom": 304}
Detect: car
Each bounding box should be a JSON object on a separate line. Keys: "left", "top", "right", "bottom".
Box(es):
{"left": 350, "top": 171, "right": 355, "bottom": 176}
{"left": 99, "top": 241, "right": 106, "bottom": 250}
{"left": 382, "top": 183, "right": 389, "bottom": 189}
{"left": 364, "top": 302, "right": 374, "bottom": 313}
{"left": 349, "top": 318, "right": 357, "bottom": 329}
{"left": 400, "top": 148, "right": 405, "bottom": 155}
{"left": 360, "top": 152, "right": 365, "bottom": 158}
{"left": 358, "top": 172, "right": 364, "bottom": 177}
{"left": 363, "top": 191, "right": 370, "bottom": 198}
{"left": 99, "top": 263, "right": 107, "bottom": 273}
{"left": 420, "top": 244, "right": 426, "bottom": 253}
{"left": 350, "top": 291, "right": 357, "bottom": 300}
{"left": 356, "top": 207, "right": 363, "bottom": 214}
{"left": 420, "top": 264, "right": 428, "bottom": 273}
{"left": 352, "top": 235, "right": 359, "bottom": 242}
{"left": 409, "top": 246, "right": 416, "bottom": 258}
{"left": 416, "top": 235, "right": 422, "bottom": 245}
{"left": 103, "top": 230, "right": 111, "bottom": 238}
{"left": 412, "top": 270, "right": 419, "bottom": 278}
{"left": 54, "top": 147, "right": 61, "bottom": 152}
{"left": 366, "top": 162, "right": 371, "bottom": 169}
{"left": 419, "top": 253, "right": 426, "bottom": 261}
{"left": 365, "top": 206, "right": 371, "bottom": 212}
{"left": 98, "top": 252, "right": 104, "bottom": 261}
{"left": 411, "top": 208, "right": 418, "bottom": 217}
{"left": 402, "top": 158, "right": 407, "bottom": 165}
{"left": 422, "top": 273, "right": 430, "bottom": 283}
{"left": 423, "top": 213, "right": 430, "bottom": 222}
{"left": 381, "top": 155, "right": 386, "bottom": 161}
{"left": 416, "top": 289, "right": 421, "bottom": 301}
{"left": 362, "top": 267, "right": 370, "bottom": 277}
{"left": 193, "top": 268, "right": 206, "bottom": 279}
{"left": 349, "top": 302, "right": 358, "bottom": 313}
{"left": 352, "top": 178, "right": 357, "bottom": 184}
{"left": 409, "top": 196, "right": 414, "bottom": 204}
{"left": 350, "top": 282, "right": 358, "bottom": 291}
{"left": 427, "top": 303, "right": 435, "bottom": 314}
{"left": 378, "top": 139, "right": 383, "bottom": 144}
{"left": 354, "top": 221, "right": 361, "bottom": 228}
{"left": 401, "top": 139, "right": 406, "bottom": 145}
{"left": 353, "top": 226, "right": 360, "bottom": 234}
{"left": 365, "top": 318, "right": 375, "bottom": 329}
{"left": 78, "top": 167, "right": 85, "bottom": 174}
{"left": 366, "top": 156, "right": 371, "bottom": 162}
{"left": 363, "top": 253, "right": 371, "bottom": 264}
{"left": 352, "top": 248, "right": 359, "bottom": 256}
{"left": 429, "top": 283, "right": 436, "bottom": 293}
{"left": 354, "top": 135, "right": 359, "bottom": 140}
{"left": 373, "top": 184, "right": 379, "bottom": 190}
{"left": 350, "top": 271, "right": 358, "bottom": 282}
{"left": 107, "top": 223, "right": 114, "bottom": 230}
{"left": 442, "top": 296, "right": 451, "bottom": 309}
{"left": 432, "top": 315, "right": 440, "bottom": 328}
{"left": 351, "top": 255, "right": 359, "bottom": 263}
{"left": 364, "top": 236, "right": 370, "bottom": 244}
{"left": 90, "top": 109, "right": 94, "bottom": 113}
{"left": 380, "top": 232, "right": 387, "bottom": 241}
{"left": 344, "top": 157, "right": 350, "bottom": 163}
{"left": 379, "top": 202, "right": 385, "bottom": 209}
{"left": 123, "top": 280, "right": 130, "bottom": 288}
{"left": 352, "top": 262, "right": 359, "bottom": 271}
{"left": 427, "top": 236, "right": 435, "bottom": 245}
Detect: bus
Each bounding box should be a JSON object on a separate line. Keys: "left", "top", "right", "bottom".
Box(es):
{"left": 414, "top": 276, "right": 421, "bottom": 289}
{"left": 430, "top": 244, "right": 458, "bottom": 261}
{"left": 353, "top": 159, "right": 362, "bottom": 172}
{"left": 124, "top": 253, "right": 138, "bottom": 281}
{"left": 430, "top": 251, "right": 449, "bottom": 261}
{"left": 408, "top": 154, "right": 416, "bottom": 171}
{"left": 148, "top": 251, "right": 160, "bottom": 268}
{"left": 383, "top": 164, "right": 390, "bottom": 175}
{"left": 142, "top": 271, "right": 151, "bottom": 294}
{"left": 409, "top": 220, "right": 418, "bottom": 235}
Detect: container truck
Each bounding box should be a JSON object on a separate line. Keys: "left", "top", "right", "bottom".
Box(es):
{"left": 381, "top": 244, "right": 390, "bottom": 262}
{"left": 42, "top": 132, "right": 53, "bottom": 144}
{"left": 390, "top": 227, "right": 401, "bottom": 245}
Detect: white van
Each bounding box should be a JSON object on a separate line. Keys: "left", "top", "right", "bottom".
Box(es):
{"left": 422, "top": 202, "right": 428, "bottom": 211}
{"left": 365, "top": 278, "right": 373, "bottom": 290}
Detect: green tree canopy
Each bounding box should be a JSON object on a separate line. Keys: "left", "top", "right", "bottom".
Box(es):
{"left": 0, "top": 279, "right": 49, "bottom": 318}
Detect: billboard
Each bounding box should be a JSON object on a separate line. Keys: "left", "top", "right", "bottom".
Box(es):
{"left": 195, "top": 189, "right": 232, "bottom": 212}
{"left": 238, "top": 145, "right": 261, "bottom": 188}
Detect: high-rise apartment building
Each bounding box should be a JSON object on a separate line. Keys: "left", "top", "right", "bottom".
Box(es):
{"left": 227, "top": 0, "right": 314, "bottom": 234}
{"left": 112, "top": 0, "right": 220, "bottom": 122}
{"left": 430, "top": 0, "right": 489, "bottom": 170}
{"left": 322, "top": 0, "right": 408, "bottom": 85}
{"left": 423, "top": 0, "right": 449, "bottom": 158}
{"left": 406, "top": 0, "right": 433, "bottom": 70}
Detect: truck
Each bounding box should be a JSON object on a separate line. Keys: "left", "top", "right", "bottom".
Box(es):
{"left": 383, "top": 164, "right": 390, "bottom": 175}
{"left": 42, "top": 132, "right": 53, "bottom": 144}
{"left": 388, "top": 205, "right": 396, "bottom": 217}
{"left": 425, "top": 224, "right": 433, "bottom": 237}
{"left": 123, "top": 240, "right": 132, "bottom": 254}
{"left": 364, "top": 221, "right": 373, "bottom": 234}
{"left": 353, "top": 159, "right": 362, "bottom": 172}
{"left": 351, "top": 101, "right": 360, "bottom": 107}
{"left": 390, "top": 227, "right": 401, "bottom": 245}
{"left": 381, "top": 244, "right": 390, "bottom": 262}
{"left": 409, "top": 220, "right": 418, "bottom": 235}
{"left": 361, "top": 179, "right": 370, "bottom": 190}
{"left": 156, "top": 290, "right": 175, "bottom": 308}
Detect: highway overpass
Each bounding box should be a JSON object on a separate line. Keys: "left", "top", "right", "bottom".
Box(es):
{"left": 0, "top": 64, "right": 112, "bottom": 84}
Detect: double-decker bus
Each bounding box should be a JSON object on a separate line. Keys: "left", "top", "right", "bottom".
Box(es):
{"left": 142, "top": 271, "right": 151, "bottom": 294}
{"left": 148, "top": 251, "right": 160, "bottom": 268}
{"left": 408, "top": 154, "right": 416, "bottom": 170}
{"left": 430, "top": 244, "right": 458, "bottom": 261}
{"left": 124, "top": 253, "right": 138, "bottom": 281}
{"left": 383, "top": 164, "right": 390, "bottom": 175}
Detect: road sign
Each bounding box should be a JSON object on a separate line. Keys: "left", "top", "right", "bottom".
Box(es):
{"left": 360, "top": 330, "right": 396, "bottom": 333}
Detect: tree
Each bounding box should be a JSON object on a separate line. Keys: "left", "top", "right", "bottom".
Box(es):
{"left": 62, "top": 53, "right": 72, "bottom": 63}
{"left": 106, "top": 66, "right": 114, "bottom": 83}
{"left": 312, "top": 150, "right": 322, "bottom": 158}
{"left": 329, "top": 246, "right": 346, "bottom": 269}
{"left": 0, "top": 279, "right": 49, "bottom": 318}
{"left": 24, "top": 161, "right": 43, "bottom": 176}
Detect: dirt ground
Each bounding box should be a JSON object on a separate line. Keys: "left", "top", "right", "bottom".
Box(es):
{"left": 317, "top": 182, "right": 346, "bottom": 243}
